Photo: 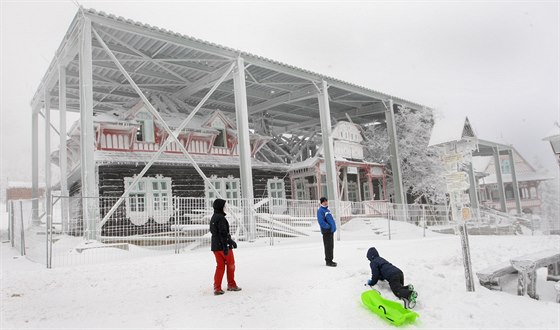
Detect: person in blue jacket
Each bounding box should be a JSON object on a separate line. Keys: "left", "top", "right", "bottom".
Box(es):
{"left": 366, "top": 246, "right": 418, "bottom": 308}
{"left": 317, "top": 197, "right": 337, "bottom": 267}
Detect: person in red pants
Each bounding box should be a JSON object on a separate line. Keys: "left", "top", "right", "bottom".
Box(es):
{"left": 209, "top": 198, "right": 241, "bottom": 295}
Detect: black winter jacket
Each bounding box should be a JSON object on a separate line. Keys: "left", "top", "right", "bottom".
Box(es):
{"left": 367, "top": 247, "right": 402, "bottom": 285}
{"left": 210, "top": 199, "right": 231, "bottom": 252}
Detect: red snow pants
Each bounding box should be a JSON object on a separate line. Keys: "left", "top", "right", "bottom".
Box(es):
{"left": 213, "top": 250, "right": 237, "bottom": 291}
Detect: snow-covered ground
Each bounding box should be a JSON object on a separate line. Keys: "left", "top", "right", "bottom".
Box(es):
{"left": 1, "top": 218, "right": 559, "bottom": 329}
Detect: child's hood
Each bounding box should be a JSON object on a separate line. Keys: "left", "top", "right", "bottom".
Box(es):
{"left": 366, "top": 247, "right": 380, "bottom": 261}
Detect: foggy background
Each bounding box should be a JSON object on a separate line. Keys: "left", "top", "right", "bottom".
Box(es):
{"left": 1, "top": 0, "right": 558, "bottom": 191}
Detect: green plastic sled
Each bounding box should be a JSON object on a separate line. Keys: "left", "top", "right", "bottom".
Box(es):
{"left": 361, "top": 290, "right": 419, "bottom": 326}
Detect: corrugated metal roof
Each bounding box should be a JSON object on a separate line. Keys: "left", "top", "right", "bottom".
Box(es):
{"left": 32, "top": 7, "right": 431, "bottom": 135}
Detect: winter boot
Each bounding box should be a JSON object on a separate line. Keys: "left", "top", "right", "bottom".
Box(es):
{"left": 214, "top": 289, "right": 225, "bottom": 295}
{"left": 227, "top": 286, "right": 242, "bottom": 291}
{"left": 402, "top": 290, "right": 418, "bottom": 309}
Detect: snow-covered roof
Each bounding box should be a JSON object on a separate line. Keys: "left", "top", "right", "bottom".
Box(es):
{"left": 95, "top": 151, "right": 289, "bottom": 171}
{"left": 428, "top": 117, "right": 477, "bottom": 147}
{"left": 31, "top": 8, "right": 432, "bottom": 136}
{"left": 288, "top": 156, "right": 383, "bottom": 172}
{"left": 7, "top": 181, "right": 44, "bottom": 188}
{"left": 479, "top": 172, "right": 554, "bottom": 185}
{"left": 289, "top": 157, "right": 320, "bottom": 171}
{"left": 542, "top": 125, "right": 560, "bottom": 141}
{"left": 472, "top": 156, "right": 493, "bottom": 173}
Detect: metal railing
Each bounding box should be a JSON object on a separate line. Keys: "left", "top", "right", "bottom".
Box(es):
{"left": 6, "top": 196, "right": 541, "bottom": 268}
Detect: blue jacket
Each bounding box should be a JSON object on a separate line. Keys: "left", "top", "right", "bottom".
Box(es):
{"left": 367, "top": 247, "right": 401, "bottom": 285}
{"left": 317, "top": 205, "right": 337, "bottom": 233}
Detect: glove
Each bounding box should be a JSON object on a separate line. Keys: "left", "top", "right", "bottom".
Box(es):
{"left": 223, "top": 245, "right": 229, "bottom": 256}
{"left": 367, "top": 279, "right": 374, "bottom": 286}
{"left": 228, "top": 238, "right": 237, "bottom": 249}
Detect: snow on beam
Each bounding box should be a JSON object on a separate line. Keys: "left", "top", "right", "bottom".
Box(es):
{"left": 248, "top": 85, "right": 318, "bottom": 115}
{"left": 94, "top": 29, "right": 191, "bottom": 83}
{"left": 173, "top": 64, "right": 234, "bottom": 99}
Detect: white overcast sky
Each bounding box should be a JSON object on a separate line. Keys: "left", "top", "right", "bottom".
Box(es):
{"left": 1, "top": 0, "right": 559, "bottom": 185}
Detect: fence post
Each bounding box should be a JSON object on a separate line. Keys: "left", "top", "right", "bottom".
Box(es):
{"left": 387, "top": 204, "right": 392, "bottom": 240}
{"left": 47, "top": 194, "right": 53, "bottom": 268}
{"left": 19, "top": 200, "right": 25, "bottom": 256}
{"left": 269, "top": 199, "right": 274, "bottom": 246}
{"left": 9, "top": 201, "right": 14, "bottom": 247}
{"left": 422, "top": 205, "right": 426, "bottom": 238}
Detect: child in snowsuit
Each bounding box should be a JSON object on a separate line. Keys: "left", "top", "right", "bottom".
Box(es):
{"left": 366, "top": 247, "right": 418, "bottom": 308}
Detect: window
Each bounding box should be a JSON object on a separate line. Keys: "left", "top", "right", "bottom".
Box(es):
{"left": 363, "top": 183, "right": 371, "bottom": 200}
{"left": 268, "top": 178, "right": 287, "bottom": 213}
{"left": 136, "top": 111, "right": 155, "bottom": 143}
{"left": 124, "top": 175, "right": 172, "bottom": 225}
{"left": 212, "top": 118, "right": 227, "bottom": 148}
{"left": 206, "top": 176, "right": 241, "bottom": 207}
{"left": 347, "top": 182, "right": 358, "bottom": 202}
{"left": 501, "top": 159, "right": 511, "bottom": 174}
{"left": 294, "top": 178, "right": 309, "bottom": 200}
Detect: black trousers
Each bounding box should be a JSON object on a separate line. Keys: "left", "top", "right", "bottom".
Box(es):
{"left": 388, "top": 271, "right": 412, "bottom": 299}
{"left": 321, "top": 230, "right": 334, "bottom": 263}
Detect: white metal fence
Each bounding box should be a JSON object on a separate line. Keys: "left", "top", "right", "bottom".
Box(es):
{"left": 6, "top": 196, "right": 539, "bottom": 268}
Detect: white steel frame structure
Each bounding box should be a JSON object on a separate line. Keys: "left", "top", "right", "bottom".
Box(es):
{"left": 31, "top": 8, "right": 433, "bottom": 240}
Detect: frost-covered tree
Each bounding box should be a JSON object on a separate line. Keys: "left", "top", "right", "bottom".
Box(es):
{"left": 538, "top": 174, "right": 560, "bottom": 234}
{"left": 363, "top": 107, "right": 447, "bottom": 204}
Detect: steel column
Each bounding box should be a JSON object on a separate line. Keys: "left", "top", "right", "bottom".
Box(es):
{"left": 79, "top": 18, "right": 98, "bottom": 239}
{"left": 32, "top": 106, "right": 40, "bottom": 225}
{"left": 44, "top": 90, "right": 52, "bottom": 249}
{"left": 385, "top": 99, "right": 406, "bottom": 205}
{"left": 493, "top": 147, "right": 507, "bottom": 212}
{"left": 232, "top": 57, "right": 256, "bottom": 241}
{"left": 467, "top": 163, "right": 479, "bottom": 211}
{"left": 508, "top": 150, "right": 522, "bottom": 214}
{"left": 59, "top": 64, "right": 69, "bottom": 231}
{"left": 318, "top": 79, "right": 340, "bottom": 239}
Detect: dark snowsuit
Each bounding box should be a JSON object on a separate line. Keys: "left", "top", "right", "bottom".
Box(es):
{"left": 367, "top": 247, "right": 412, "bottom": 300}
{"left": 209, "top": 199, "right": 237, "bottom": 291}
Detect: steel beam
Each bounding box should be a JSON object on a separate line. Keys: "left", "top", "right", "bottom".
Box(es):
{"left": 509, "top": 150, "right": 522, "bottom": 214}
{"left": 233, "top": 57, "right": 256, "bottom": 241}
{"left": 249, "top": 85, "right": 318, "bottom": 115}
{"left": 467, "top": 162, "right": 480, "bottom": 211}
{"left": 93, "top": 25, "right": 236, "bottom": 229}
{"left": 174, "top": 64, "right": 234, "bottom": 99}
{"left": 318, "top": 80, "right": 340, "bottom": 239}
